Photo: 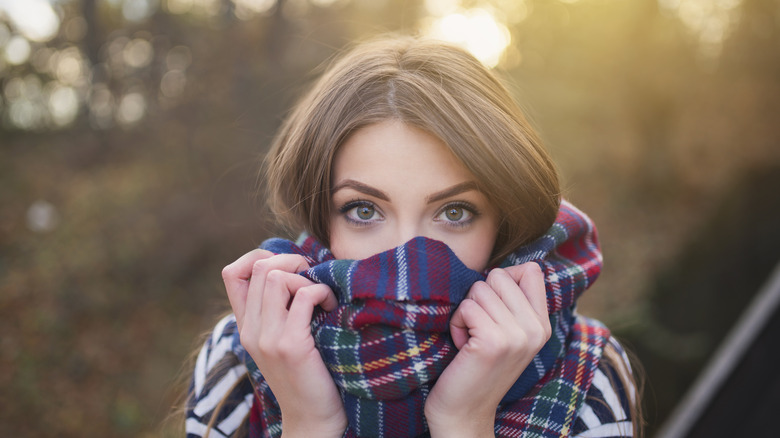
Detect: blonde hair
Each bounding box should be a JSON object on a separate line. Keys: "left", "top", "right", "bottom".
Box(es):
{"left": 265, "top": 36, "right": 560, "bottom": 265}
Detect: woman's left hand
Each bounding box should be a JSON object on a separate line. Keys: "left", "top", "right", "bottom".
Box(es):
{"left": 424, "top": 262, "right": 551, "bottom": 437}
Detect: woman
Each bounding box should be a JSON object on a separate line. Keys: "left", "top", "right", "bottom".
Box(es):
{"left": 186, "top": 36, "right": 640, "bottom": 437}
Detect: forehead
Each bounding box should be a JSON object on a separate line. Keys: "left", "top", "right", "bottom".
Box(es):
{"left": 332, "top": 120, "right": 473, "bottom": 188}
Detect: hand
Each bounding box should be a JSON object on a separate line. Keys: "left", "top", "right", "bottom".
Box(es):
{"left": 424, "top": 263, "right": 551, "bottom": 437}
{"left": 222, "top": 250, "right": 347, "bottom": 438}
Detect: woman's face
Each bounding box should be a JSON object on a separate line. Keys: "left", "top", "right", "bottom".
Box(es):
{"left": 329, "top": 120, "right": 499, "bottom": 271}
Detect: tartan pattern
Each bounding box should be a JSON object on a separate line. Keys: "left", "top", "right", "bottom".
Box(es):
{"left": 238, "top": 200, "right": 609, "bottom": 437}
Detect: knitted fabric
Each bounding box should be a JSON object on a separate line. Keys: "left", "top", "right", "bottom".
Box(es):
{"left": 235, "top": 200, "right": 609, "bottom": 438}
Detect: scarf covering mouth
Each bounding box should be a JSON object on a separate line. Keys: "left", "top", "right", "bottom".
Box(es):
{"left": 235, "top": 200, "right": 610, "bottom": 438}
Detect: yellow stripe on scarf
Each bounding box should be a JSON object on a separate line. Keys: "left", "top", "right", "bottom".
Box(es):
{"left": 328, "top": 334, "right": 440, "bottom": 374}
{"left": 561, "top": 328, "right": 588, "bottom": 436}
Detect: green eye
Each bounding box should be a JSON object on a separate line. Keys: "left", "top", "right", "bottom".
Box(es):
{"left": 437, "top": 203, "right": 474, "bottom": 226}
{"left": 445, "top": 207, "right": 464, "bottom": 221}
{"left": 356, "top": 205, "right": 375, "bottom": 220}
{"left": 339, "top": 201, "right": 382, "bottom": 226}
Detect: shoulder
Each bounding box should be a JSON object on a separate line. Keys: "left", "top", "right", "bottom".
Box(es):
{"left": 186, "top": 314, "right": 254, "bottom": 437}
{"left": 571, "top": 336, "right": 637, "bottom": 438}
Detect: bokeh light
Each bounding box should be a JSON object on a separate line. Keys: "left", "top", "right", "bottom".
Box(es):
{"left": 54, "top": 47, "right": 86, "bottom": 85}
{"left": 660, "top": 0, "right": 744, "bottom": 61}
{"left": 3, "top": 35, "right": 31, "bottom": 65}
{"left": 117, "top": 92, "right": 147, "bottom": 126}
{"left": 26, "top": 200, "right": 61, "bottom": 233}
{"left": 48, "top": 84, "right": 80, "bottom": 127}
{"left": 88, "top": 84, "right": 116, "bottom": 129}
{"left": 424, "top": 6, "right": 511, "bottom": 68}
{"left": 123, "top": 38, "right": 154, "bottom": 69}
{"left": 233, "top": 0, "right": 277, "bottom": 19}
{"left": 166, "top": 0, "right": 222, "bottom": 16}
{"left": 0, "top": 0, "right": 60, "bottom": 42}
{"left": 121, "top": 0, "right": 159, "bottom": 22}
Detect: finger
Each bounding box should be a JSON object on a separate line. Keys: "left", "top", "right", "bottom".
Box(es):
{"left": 483, "top": 268, "right": 531, "bottom": 317}
{"left": 244, "top": 254, "right": 313, "bottom": 328}
{"left": 503, "top": 263, "right": 551, "bottom": 341}
{"left": 287, "top": 284, "right": 338, "bottom": 332}
{"left": 222, "top": 249, "right": 274, "bottom": 329}
{"left": 260, "top": 270, "right": 316, "bottom": 336}
{"left": 467, "top": 280, "right": 516, "bottom": 325}
{"left": 503, "top": 263, "right": 548, "bottom": 319}
{"left": 449, "top": 298, "right": 494, "bottom": 350}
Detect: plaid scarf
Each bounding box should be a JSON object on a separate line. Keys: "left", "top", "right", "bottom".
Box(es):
{"left": 236, "top": 200, "right": 609, "bottom": 437}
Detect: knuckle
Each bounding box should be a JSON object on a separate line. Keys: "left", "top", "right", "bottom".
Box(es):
{"left": 276, "top": 337, "right": 300, "bottom": 361}
{"left": 252, "top": 259, "right": 269, "bottom": 277}
{"left": 471, "top": 281, "right": 493, "bottom": 298}
{"left": 452, "top": 299, "right": 477, "bottom": 322}
{"left": 221, "top": 263, "right": 236, "bottom": 281}
{"left": 527, "top": 262, "right": 544, "bottom": 276}
{"left": 294, "top": 286, "right": 316, "bottom": 303}
{"left": 265, "top": 269, "right": 286, "bottom": 284}
{"left": 490, "top": 267, "right": 510, "bottom": 280}
{"left": 526, "top": 324, "right": 549, "bottom": 348}
{"left": 459, "top": 296, "right": 481, "bottom": 313}
{"left": 256, "top": 335, "right": 277, "bottom": 357}
{"left": 291, "top": 254, "right": 309, "bottom": 266}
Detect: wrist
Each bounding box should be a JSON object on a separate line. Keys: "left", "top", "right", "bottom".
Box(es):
{"left": 425, "top": 410, "right": 495, "bottom": 438}
{"left": 280, "top": 411, "right": 347, "bottom": 438}
{"left": 282, "top": 423, "right": 345, "bottom": 438}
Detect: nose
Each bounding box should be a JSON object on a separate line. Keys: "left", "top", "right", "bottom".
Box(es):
{"left": 392, "top": 220, "right": 425, "bottom": 248}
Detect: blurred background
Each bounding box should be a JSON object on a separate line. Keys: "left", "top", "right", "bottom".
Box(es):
{"left": 1, "top": 0, "right": 778, "bottom": 436}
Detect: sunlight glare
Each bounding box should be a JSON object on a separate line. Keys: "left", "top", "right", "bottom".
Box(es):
{"left": 426, "top": 8, "right": 511, "bottom": 68}
{"left": 424, "top": 0, "right": 459, "bottom": 16}
{"left": 660, "top": 0, "right": 743, "bottom": 60}
{"left": 309, "top": 0, "right": 346, "bottom": 7}
{"left": 0, "top": 0, "right": 60, "bottom": 42}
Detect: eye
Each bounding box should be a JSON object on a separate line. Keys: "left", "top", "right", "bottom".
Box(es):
{"left": 435, "top": 202, "right": 477, "bottom": 226}
{"left": 339, "top": 200, "right": 383, "bottom": 225}
{"left": 443, "top": 206, "right": 465, "bottom": 221}
{"left": 355, "top": 204, "right": 376, "bottom": 220}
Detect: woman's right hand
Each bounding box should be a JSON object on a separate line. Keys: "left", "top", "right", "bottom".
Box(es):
{"left": 222, "top": 250, "right": 347, "bottom": 438}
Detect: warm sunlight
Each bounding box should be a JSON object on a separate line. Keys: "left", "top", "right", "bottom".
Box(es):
{"left": 424, "top": 7, "right": 511, "bottom": 68}
{"left": 0, "top": 0, "right": 60, "bottom": 42}
{"left": 659, "top": 0, "right": 743, "bottom": 60}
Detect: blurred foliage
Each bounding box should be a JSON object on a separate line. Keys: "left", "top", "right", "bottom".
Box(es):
{"left": 1, "top": 0, "right": 779, "bottom": 436}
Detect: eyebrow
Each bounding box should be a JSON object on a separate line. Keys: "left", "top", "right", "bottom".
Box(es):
{"left": 426, "top": 181, "right": 480, "bottom": 204}
{"left": 331, "top": 179, "right": 479, "bottom": 204}
{"left": 331, "top": 179, "right": 390, "bottom": 201}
